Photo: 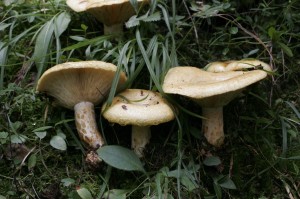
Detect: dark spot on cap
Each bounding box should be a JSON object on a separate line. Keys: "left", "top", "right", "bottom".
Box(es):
{"left": 122, "top": 105, "right": 127, "bottom": 110}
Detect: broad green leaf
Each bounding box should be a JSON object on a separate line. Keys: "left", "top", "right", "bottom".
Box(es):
{"left": 61, "top": 178, "right": 75, "bottom": 187}
{"left": 50, "top": 135, "right": 67, "bottom": 150}
{"left": 34, "top": 132, "right": 47, "bottom": 140}
{"left": 28, "top": 154, "right": 37, "bottom": 170}
{"left": 10, "top": 134, "right": 27, "bottom": 143}
{"left": 77, "top": 187, "right": 93, "bottom": 199}
{"left": 218, "top": 176, "right": 237, "bottom": 189}
{"left": 0, "top": 195, "right": 6, "bottom": 199}
{"left": 103, "top": 189, "right": 129, "bottom": 199}
{"left": 97, "top": 145, "right": 145, "bottom": 173}
{"left": 4, "top": 0, "right": 16, "bottom": 6}
{"left": 229, "top": 27, "right": 238, "bottom": 34}
{"left": 143, "top": 12, "right": 161, "bottom": 22}
{"left": 213, "top": 182, "right": 222, "bottom": 199}
{"left": 0, "top": 132, "right": 8, "bottom": 139}
{"left": 203, "top": 156, "right": 221, "bottom": 166}
{"left": 0, "top": 23, "right": 11, "bottom": 31}
{"left": 181, "top": 175, "right": 198, "bottom": 191}
{"left": 277, "top": 41, "right": 293, "bottom": 57}
{"left": 54, "top": 12, "right": 71, "bottom": 36}
{"left": 126, "top": 11, "right": 161, "bottom": 28}
{"left": 10, "top": 121, "right": 23, "bottom": 132}
{"left": 268, "top": 26, "right": 280, "bottom": 41}
{"left": 166, "top": 168, "right": 198, "bottom": 191}
{"left": 126, "top": 15, "right": 140, "bottom": 28}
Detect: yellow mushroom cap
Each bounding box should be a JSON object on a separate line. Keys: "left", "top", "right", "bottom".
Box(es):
{"left": 66, "top": 0, "right": 149, "bottom": 26}
{"left": 162, "top": 63, "right": 271, "bottom": 107}
{"left": 36, "top": 61, "right": 127, "bottom": 109}
{"left": 102, "top": 89, "right": 175, "bottom": 126}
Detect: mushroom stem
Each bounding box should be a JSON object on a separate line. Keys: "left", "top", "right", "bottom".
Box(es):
{"left": 131, "top": 125, "right": 151, "bottom": 157}
{"left": 104, "top": 23, "right": 123, "bottom": 35}
{"left": 74, "top": 101, "right": 105, "bottom": 149}
{"left": 201, "top": 107, "right": 224, "bottom": 147}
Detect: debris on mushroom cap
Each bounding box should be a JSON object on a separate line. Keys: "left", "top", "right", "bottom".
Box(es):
{"left": 66, "top": 0, "right": 149, "bottom": 26}
{"left": 102, "top": 89, "right": 175, "bottom": 126}
{"left": 36, "top": 61, "right": 127, "bottom": 109}
{"left": 206, "top": 59, "right": 272, "bottom": 72}
{"left": 203, "top": 60, "right": 234, "bottom": 72}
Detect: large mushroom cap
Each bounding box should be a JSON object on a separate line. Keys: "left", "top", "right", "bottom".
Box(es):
{"left": 37, "top": 61, "right": 127, "bottom": 109}
{"left": 66, "top": 0, "right": 149, "bottom": 26}
{"left": 162, "top": 65, "right": 270, "bottom": 107}
{"left": 102, "top": 89, "right": 175, "bottom": 126}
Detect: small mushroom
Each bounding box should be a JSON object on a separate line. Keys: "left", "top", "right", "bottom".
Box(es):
{"left": 101, "top": 89, "right": 175, "bottom": 157}
{"left": 66, "top": 0, "right": 149, "bottom": 35}
{"left": 36, "top": 61, "right": 127, "bottom": 150}
{"left": 162, "top": 59, "right": 272, "bottom": 147}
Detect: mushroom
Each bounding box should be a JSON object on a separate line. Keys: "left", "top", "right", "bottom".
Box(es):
{"left": 101, "top": 89, "right": 175, "bottom": 157}
{"left": 162, "top": 59, "right": 272, "bottom": 147}
{"left": 66, "top": 0, "right": 149, "bottom": 35}
{"left": 36, "top": 61, "right": 127, "bottom": 150}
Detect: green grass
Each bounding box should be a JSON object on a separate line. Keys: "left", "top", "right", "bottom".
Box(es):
{"left": 1, "top": 0, "right": 300, "bottom": 198}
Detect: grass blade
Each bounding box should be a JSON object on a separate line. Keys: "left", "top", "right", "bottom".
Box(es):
{"left": 54, "top": 11, "right": 71, "bottom": 64}
{"left": 105, "top": 41, "right": 132, "bottom": 106}
{"left": 285, "top": 101, "right": 300, "bottom": 119}
{"left": 280, "top": 117, "right": 288, "bottom": 158}
{"left": 136, "top": 29, "right": 162, "bottom": 92}
{"left": 0, "top": 42, "right": 8, "bottom": 90}
{"left": 33, "top": 17, "right": 55, "bottom": 80}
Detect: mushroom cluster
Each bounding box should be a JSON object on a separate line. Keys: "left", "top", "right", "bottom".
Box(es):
{"left": 37, "top": 57, "right": 272, "bottom": 160}
{"left": 162, "top": 59, "right": 272, "bottom": 147}
{"left": 66, "top": 0, "right": 149, "bottom": 35}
